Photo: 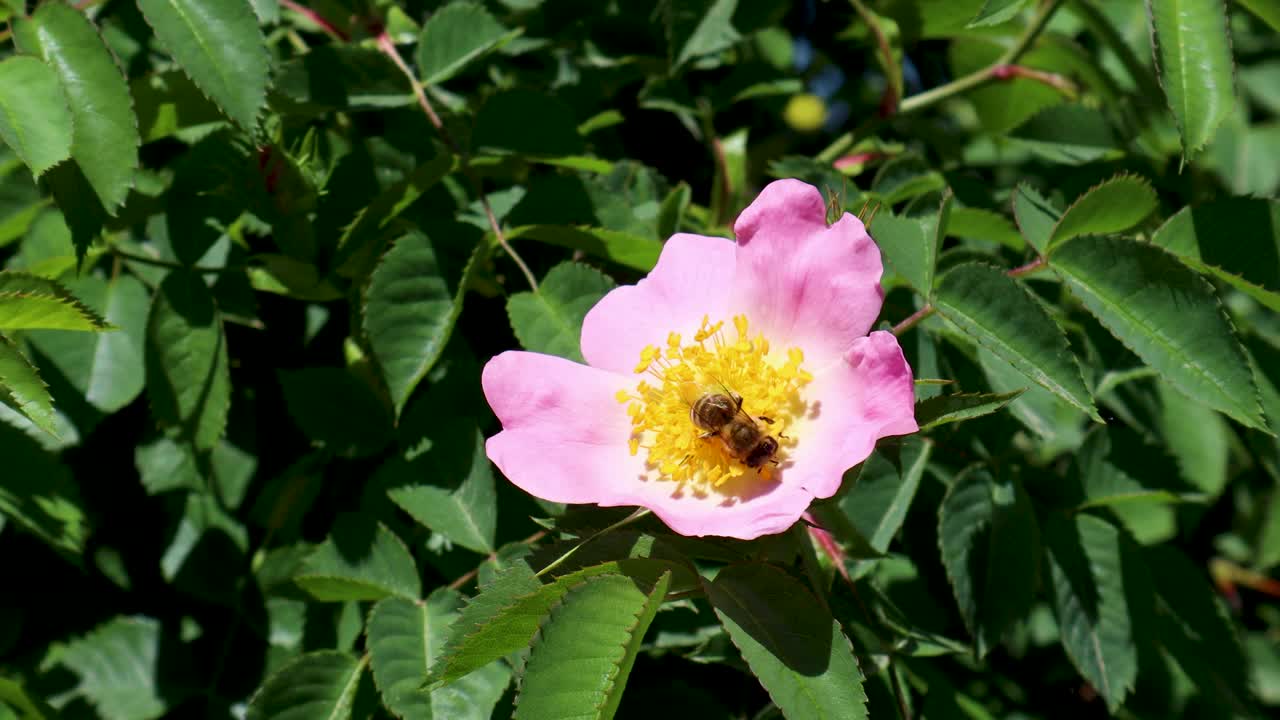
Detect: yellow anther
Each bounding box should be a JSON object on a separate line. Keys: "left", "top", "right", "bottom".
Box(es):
{"left": 618, "top": 314, "right": 810, "bottom": 491}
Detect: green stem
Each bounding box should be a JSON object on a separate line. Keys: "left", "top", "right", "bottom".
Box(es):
{"left": 818, "top": 0, "right": 1064, "bottom": 162}
{"left": 535, "top": 508, "right": 650, "bottom": 578}
{"left": 898, "top": 0, "right": 1064, "bottom": 115}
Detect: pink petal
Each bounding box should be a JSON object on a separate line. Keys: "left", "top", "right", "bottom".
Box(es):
{"left": 581, "top": 233, "right": 735, "bottom": 374}
{"left": 606, "top": 476, "right": 817, "bottom": 540}
{"left": 482, "top": 350, "right": 822, "bottom": 540}
{"left": 782, "top": 331, "right": 918, "bottom": 499}
{"left": 482, "top": 351, "right": 639, "bottom": 505}
{"left": 732, "top": 179, "right": 886, "bottom": 364}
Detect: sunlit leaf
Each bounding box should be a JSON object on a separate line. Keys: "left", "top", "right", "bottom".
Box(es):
{"left": 0, "top": 57, "right": 72, "bottom": 177}
{"left": 13, "top": 3, "right": 138, "bottom": 214}
{"left": 507, "top": 262, "right": 616, "bottom": 363}
{"left": 1146, "top": 0, "right": 1236, "bottom": 156}
{"left": 514, "top": 571, "right": 671, "bottom": 719}
{"left": 136, "top": 0, "right": 269, "bottom": 131}
{"left": 1047, "top": 175, "right": 1157, "bottom": 252}
{"left": 0, "top": 335, "right": 56, "bottom": 436}
{"left": 417, "top": 2, "right": 516, "bottom": 85}
{"left": 367, "top": 591, "right": 510, "bottom": 720}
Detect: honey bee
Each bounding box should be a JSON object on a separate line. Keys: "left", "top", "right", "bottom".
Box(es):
{"left": 689, "top": 391, "right": 780, "bottom": 469}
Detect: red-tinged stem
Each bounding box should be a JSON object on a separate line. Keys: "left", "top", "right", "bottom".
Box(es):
{"left": 374, "top": 31, "right": 539, "bottom": 292}
{"left": 280, "top": 0, "right": 350, "bottom": 42}
{"left": 849, "top": 0, "right": 900, "bottom": 115}
{"left": 1008, "top": 256, "right": 1048, "bottom": 277}
{"left": 892, "top": 304, "right": 935, "bottom": 336}
{"left": 991, "top": 64, "right": 1080, "bottom": 99}
{"left": 448, "top": 529, "right": 547, "bottom": 591}
{"left": 807, "top": 520, "right": 852, "bottom": 585}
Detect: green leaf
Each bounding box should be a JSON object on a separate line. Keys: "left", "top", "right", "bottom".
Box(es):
{"left": 1156, "top": 382, "right": 1228, "bottom": 497}
{"left": 13, "top": 2, "right": 138, "bottom": 213}
{"left": 869, "top": 213, "right": 934, "bottom": 296}
{"left": 0, "top": 677, "right": 58, "bottom": 720}
{"left": 1047, "top": 175, "right": 1157, "bottom": 252}
{"left": 946, "top": 206, "right": 1024, "bottom": 251}
{"left": 428, "top": 559, "right": 674, "bottom": 689}
{"left": 294, "top": 517, "right": 421, "bottom": 602}
{"left": 145, "top": 272, "right": 231, "bottom": 451}
{"left": 706, "top": 563, "right": 867, "bottom": 720}
{"left": 938, "top": 468, "right": 1040, "bottom": 657}
{"left": 160, "top": 491, "right": 248, "bottom": 603}
{"left": 1237, "top": 0, "right": 1280, "bottom": 30}
{"left": 507, "top": 262, "right": 616, "bottom": 363}
{"left": 0, "top": 271, "right": 112, "bottom": 331}
{"left": 1008, "top": 104, "right": 1120, "bottom": 165}
{"left": 934, "top": 262, "right": 1100, "bottom": 420}
{"left": 25, "top": 275, "right": 147, "bottom": 413}
{"left": 838, "top": 437, "right": 932, "bottom": 553}
{"left": 136, "top": 0, "right": 269, "bottom": 131}
{"left": 416, "top": 2, "right": 515, "bottom": 85}
{"left": 515, "top": 571, "right": 671, "bottom": 720}
{"left": 1011, "top": 183, "right": 1060, "bottom": 255}
{"left": 333, "top": 150, "right": 456, "bottom": 279}
{"left": 1074, "top": 427, "right": 1201, "bottom": 513}
{"left": 1146, "top": 0, "right": 1236, "bottom": 156}
{"left": 0, "top": 422, "right": 86, "bottom": 556}
{"left": 1050, "top": 235, "right": 1265, "bottom": 429}
{"left": 367, "top": 591, "right": 510, "bottom": 720}
{"left": 665, "top": 0, "right": 744, "bottom": 69}
{"left": 0, "top": 57, "right": 72, "bottom": 177}
{"left": 0, "top": 335, "right": 56, "bottom": 436}
{"left": 388, "top": 426, "right": 496, "bottom": 555}
{"left": 1044, "top": 514, "right": 1145, "bottom": 712}
{"left": 48, "top": 616, "right": 181, "bottom": 720}
{"left": 967, "top": 0, "right": 1030, "bottom": 27}
{"left": 978, "top": 346, "right": 1086, "bottom": 455}
{"left": 915, "top": 390, "right": 1023, "bottom": 430}
{"left": 365, "top": 231, "right": 483, "bottom": 416}
{"left": 505, "top": 225, "right": 661, "bottom": 272}
{"left": 1150, "top": 198, "right": 1280, "bottom": 311}
{"left": 247, "top": 651, "right": 368, "bottom": 720}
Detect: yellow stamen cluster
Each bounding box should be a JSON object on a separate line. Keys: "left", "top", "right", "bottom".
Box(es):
{"left": 617, "top": 315, "right": 813, "bottom": 490}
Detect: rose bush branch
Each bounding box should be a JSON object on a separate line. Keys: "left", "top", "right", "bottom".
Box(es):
{"left": 819, "top": 0, "right": 1065, "bottom": 163}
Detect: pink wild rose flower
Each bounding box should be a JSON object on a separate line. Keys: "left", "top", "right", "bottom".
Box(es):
{"left": 481, "top": 179, "right": 918, "bottom": 539}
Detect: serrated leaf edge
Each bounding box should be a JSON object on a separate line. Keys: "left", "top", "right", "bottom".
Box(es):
{"left": 1046, "top": 173, "right": 1156, "bottom": 252}
{"left": 934, "top": 261, "right": 1102, "bottom": 420}
{"left": 1049, "top": 236, "right": 1267, "bottom": 431}
{"left": 133, "top": 0, "right": 273, "bottom": 133}
{"left": 511, "top": 572, "right": 669, "bottom": 719}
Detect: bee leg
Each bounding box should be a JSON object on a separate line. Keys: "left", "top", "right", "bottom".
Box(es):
{"left": 698, "top": 431, "right": 715, "bottom": 440}
{"left": 730, "top": 392, "right": 744, "bottom": 410}
{"left": 757, "top": 415, "right": 775, "bottom": 424}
